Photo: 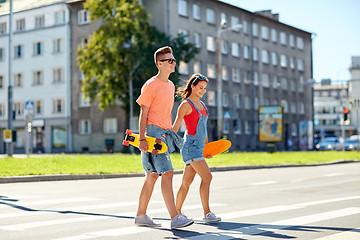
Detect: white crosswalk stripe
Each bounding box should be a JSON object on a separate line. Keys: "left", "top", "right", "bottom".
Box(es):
{"left": 314, "top": 228, "right": 360, "bottom": 240}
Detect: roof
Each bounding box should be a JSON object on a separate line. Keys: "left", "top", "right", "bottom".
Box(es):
{"left": 0, "top": 0, "right": 65, "bottom": 16}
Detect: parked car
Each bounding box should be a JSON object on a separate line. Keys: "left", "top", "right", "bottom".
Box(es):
{"left": 335, "top": 138, "right": 360, "bottom": 151}
{"left": 315, "top": 137, "right": 343, "bottom": 151}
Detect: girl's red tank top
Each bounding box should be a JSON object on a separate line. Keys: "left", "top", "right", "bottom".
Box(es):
{"left": 183, "top": 101, "right": 207, "bottom": 136}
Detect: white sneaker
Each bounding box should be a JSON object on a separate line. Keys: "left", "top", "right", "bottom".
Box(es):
{"left": 203, "top": 212, "right": 221, "bottom": 222}
{"left": 135, "top": 215, "right": 161, "bottom": 227}
{"left": 171, "top": 214, "right": 194, "bottom": 229}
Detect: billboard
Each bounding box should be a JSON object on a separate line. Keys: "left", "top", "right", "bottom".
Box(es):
{"left": 259, "top": 105, "right": 283, "bottom": 142}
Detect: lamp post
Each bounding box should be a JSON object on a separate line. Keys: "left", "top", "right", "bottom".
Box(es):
{"left": 6, "top": 0, "right": 13, "bottom": 156}
{"left": 216, "top": 19, "right": 241, "bottom": 139}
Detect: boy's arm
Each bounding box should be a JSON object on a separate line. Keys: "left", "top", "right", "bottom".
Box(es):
{"left": 139, "top": 105, "right": 149, "bottom": 152}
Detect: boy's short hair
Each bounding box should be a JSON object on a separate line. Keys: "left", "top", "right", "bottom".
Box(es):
{"left": 154, "top": 46, "right": 173, "bottom": 64}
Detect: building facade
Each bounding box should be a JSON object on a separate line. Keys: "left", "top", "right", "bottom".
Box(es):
{"left": 0, "top": 0, "right": 71, "bottom": 153}
{"left": 349, "top": 56, "right": 360, "bottom": 136}
{"left": 143, "top": 0, "right": 313, "bottom": 151}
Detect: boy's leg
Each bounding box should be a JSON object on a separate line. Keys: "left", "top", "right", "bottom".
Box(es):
{"left": 137, "top": 172, "right": 159, "bottom": 216}
{"left": 160, "top": 170, "right": 178, "bottom": 219}
{"left": 190, "top": 160, "right": 212, "bottom": 215}
{"left": 176, "top": 165, "right": 196, "bottom": 214}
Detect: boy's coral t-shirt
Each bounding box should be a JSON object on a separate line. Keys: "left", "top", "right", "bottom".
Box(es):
{"left": 136, "top": 77, "right": 175, "bottom": 130}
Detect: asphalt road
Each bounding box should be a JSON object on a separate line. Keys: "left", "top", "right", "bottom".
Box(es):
{"left": 0, "top": 162, "right": 359, "bottom": 240}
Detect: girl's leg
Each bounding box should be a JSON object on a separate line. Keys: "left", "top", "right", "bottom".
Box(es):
{"left": 137, "top": 172, "right": 159, "bottom": 216}
{"left": 176, "top": 165, "right": 196, "bottom": 214}
{"left": 189, "top": 160, "right": 212, "bottom": 215}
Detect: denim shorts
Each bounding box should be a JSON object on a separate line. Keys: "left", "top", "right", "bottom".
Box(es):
{"left": 141, "top": 125, "right": 174, "bottom": 175}
{"left": 181, "top": 134, "right": 205, "bottom": 165}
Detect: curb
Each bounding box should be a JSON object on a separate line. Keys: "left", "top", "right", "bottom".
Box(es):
{"left": 0, "top": 160, "right": 358, "bottom": 184}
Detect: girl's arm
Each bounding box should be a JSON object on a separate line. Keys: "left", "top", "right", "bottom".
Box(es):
{"left": 172, "top": 102, "right": 191, "bottom": 133}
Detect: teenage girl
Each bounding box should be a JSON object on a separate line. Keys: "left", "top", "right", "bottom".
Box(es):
{"left": 172, "top": 73, "right": 221, "bottom": 222}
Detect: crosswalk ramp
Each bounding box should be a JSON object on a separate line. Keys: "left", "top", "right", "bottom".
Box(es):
{"left": 0, "top": 195, "right": 359, "bottom": 240}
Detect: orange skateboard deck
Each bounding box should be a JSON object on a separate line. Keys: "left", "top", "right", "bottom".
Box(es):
{"left": 122, "top": 129, "right": 168, "bottom": 154}
{"left": 203, "top": 140, "right": 231, "bottom": 158}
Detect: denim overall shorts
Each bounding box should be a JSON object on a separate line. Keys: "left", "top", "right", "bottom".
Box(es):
{"left": 181, "top": 99, "right": 208, "bottom": 165}
{"left": 141, "top": 124, "right": 183, "bottom": 175}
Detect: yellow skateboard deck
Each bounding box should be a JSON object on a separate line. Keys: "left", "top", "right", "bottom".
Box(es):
{"left": 122, "top": 129, "right": 168, "bottom": 154}
{"left": 203, "top": 140, "right": 231, "bottom": 158}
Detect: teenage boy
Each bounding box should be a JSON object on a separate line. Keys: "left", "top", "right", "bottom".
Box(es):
{"left": 135, "top": 46, "right": 194, "bottom": 229}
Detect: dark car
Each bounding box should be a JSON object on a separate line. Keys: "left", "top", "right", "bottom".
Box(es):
{"left": 315, "top": 137, "right": 342, "bottom": 151}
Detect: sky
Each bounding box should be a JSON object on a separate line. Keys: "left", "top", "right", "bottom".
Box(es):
{"left": 220, "top": 0, "right": 360, "bottom": 82}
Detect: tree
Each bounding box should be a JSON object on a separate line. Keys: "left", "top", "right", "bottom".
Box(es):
{"left": 77, "top": 0, "right": 198, "bottom": 114}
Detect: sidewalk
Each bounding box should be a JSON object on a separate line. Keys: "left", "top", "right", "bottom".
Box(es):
{"left": 0, "top": 160, "right": 358, "bottom": 184}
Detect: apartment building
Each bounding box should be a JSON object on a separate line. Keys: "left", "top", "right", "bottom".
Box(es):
{"left": 67, "top": 0, "right": 127, "bottom": 153}
{"left": 349, "top": 56, "right": 360, "bottom": 135}
{"left": 143, "top": 0, "right": 313, "bottom": 151}
{"left": 0, "top": 0, "right": 71, "bottom": 153}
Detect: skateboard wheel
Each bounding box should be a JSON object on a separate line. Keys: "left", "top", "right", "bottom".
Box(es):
{"left": 122, "top": 140, "right": 129, "bottom": 146}
{"left": 152, "top": 149, "right": 158, "bottom": 155}
{"left": 125, "top": 129, "right": 133, "bottom": 135}
{"left": 155, "top": 138, "right": 161, "bottom": 144}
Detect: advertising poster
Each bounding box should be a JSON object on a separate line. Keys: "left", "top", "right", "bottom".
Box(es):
{"left": 259, "top": 106, "right": 283, "bottom": 142}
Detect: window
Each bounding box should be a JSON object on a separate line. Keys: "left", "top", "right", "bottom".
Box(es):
{"left": 243, "top": 20, "right": 248, "bottom": 34}
{"left": 244, "top": 45, "right": 250, "bottom": 59}
{"left": 0, "top": 103, "right": 4, "bottom": 117}
{"left": 232, "top": 68, "right": 240, "bottom": 83}
{"left": 0, "top": 47, "right": 3, "bottom": 61}
{"left": 207, "top": 91, "right": 216, "bottom": 106}
{"left": 206, "top": 8, "right": 215, "bottom": 24}
{"left": 262, "top": 50, "right": 269, "bottom": 64}
{"left": 298, "top": 102, "right": 305, "bottom": 114}
{"left": 299, "top": 76, "right": 304, "bottom": 92}
{"left": 35, "top": 15, "right": 45, "bottom": 28}
{"left": 281, "top": 99, "right": 288, "bottom": 113}
{"left": 233, "top": 94, "right": 240, "bottom": 108}
{"left": 231, "top": 42, "right": 240, "bottom": 57}
{"left": 231, "top": 16, "right": 240, "bottom": 32}
{"left": 289, "top": 34, "right": 295, "bottom": 47}
{"left": 297, "top": 58, "right": 304, "bottom": 71}
{"left": 194, "top": 32, "right": 201, "bottom": 48}
{"left": 33, "top": 42, "right": 43, "bottom": 56}
{"left": 55, "top": 10, "right": 65, "bottom": 24}
{"left": 193, "top": 61, "right": 201, "bottom": 74}
{"left": 104, "top": 118, "right": 117, "bottom": 134}
{"left": 281, "top": 77, "right": 288, "bottom": 90}
{"left": 52, "top": 126, "right": 66, "bottom": 148}
{"left": 272, "top": 76, "right": 279, "bottom": 89}
{"left": 53, "top": 99, "right": 64, "bottom": 113}
{"left": 16, "top": 18, "right": 25, "bottom": 31}
{"left": 245, "top": 96, "right": 250, "bottom": 109}
{"left": 33, "top": 70, "right": 43, "bottom": 85}
{"left": 280, "top": 54, "right": 287, "bottom": 68}
{"left": 53, "top": 68, "right": 64, "bottom": 83}
{"left": 178, "top": 29, "right": 189, "bottom": 43}
{"left": 233, "top": 119, "right": 241, "bottom": 134}
{"left": 179, "top": 61, "right": 189, "bottom": 74}
{"left": 178, "top": 0, "right": 187, "bottom": 17}
{"left": 79, "top": 119, "right": 91, "bottom": 134}
{"left": 221, "top": 40, "right": 228, "bottom": 54}
{"left": 223, "top": 92, "right": 229, "bottom": 107}
{"left": 223, "top": 119, "right": 230, "bottom": 134}
{"left": 290, "top": 57, "right": 295, "bottom": 69}
{"left": 244, "top": 71, "right": 251, "bottom": 84}
{"left": 53, "top": 38, "right": 63, "bottom": 53}
{"left": 79, "top": 37, "right": 88, "bottom": 47}
{"left": 296, "top": 37, "right": 304, "bottom": 50}
{"left": 245, "top": 120, "right": 251, "bottom": 134}
{"left": 207, "top": 63, "right": 216, "bottom": 78}
{"left": 254, "top": 97, "right": 259, "bottom": 110}
{"left": 13, "top": 73, "right": 23, "bottom": 87}
{"left": 262, "top": 73, "right": 269, "bottom": 87}
{"left": 206, "top": 36, "right": 215, "bottom": 52}
{"left": 271, "top": 29, "right": 277, "bottom": 42}
{"left": 79, "top": 93, "right": 91, "bottom": 107}
{"left": 252, "top": 23, "right": 258, "bottom": 37}
{"left": 291, "top": 102, "right": 297, "bottom": 113}
{"left": 0, "top": 22, "right": 6, "bottom": 35}
{"left": 34, "top": 100, "right": 42, "bottom": 114}
{"left": 14, "top": 45, "right": 23, "bottom": 58}
{"left": 261, "top": 26, "right": 269, "bottom": 40}
{"left": 193, "top": 4, "right": 200, "bottom": 20}
{"left": 271, "top": 52, "right": 277, "bottom": 66}
{"left": 0, "top": 75, "right": 3, "bottom": 88}
{"left": 222, "top": 66, "right": 228, "bottom": 81}
{"left": 14, "top": 101, "right": 24, "bottom": 116}
{"left": 280, "top": 32, "right": 287, "bottom": 45}
{"left": 252, "top": 47, "right": 258, "bottom": 61}
{"left": 78, "top": 10, "right": 90, "bottom": 25}
{"left": 220, "top": 13, "right": 227, "bottom": 26}
{"left": 291, "top": 79, "right": 296, "bottom": 91}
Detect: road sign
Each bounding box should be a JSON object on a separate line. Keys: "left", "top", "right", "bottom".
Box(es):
{"left": 25, "top": 101, "right": 34, "bottom": 113}
{"left": 3, "top": 129, "right": 12, "bottom": 143}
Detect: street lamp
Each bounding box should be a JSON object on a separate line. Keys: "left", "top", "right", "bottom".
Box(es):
{"left": 216, "top": 19, "right": 242, "bottom": 139}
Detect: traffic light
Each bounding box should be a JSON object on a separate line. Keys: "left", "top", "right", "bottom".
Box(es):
{"left": 343, "top": 108, "right": 349, "bottom": 121}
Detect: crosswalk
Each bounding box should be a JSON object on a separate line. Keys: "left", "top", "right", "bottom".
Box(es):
{"left": 1, "top": 194, "right": 359, "bottom": 240}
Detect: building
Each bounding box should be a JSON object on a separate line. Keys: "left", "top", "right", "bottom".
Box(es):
{"left": 349, "top": 56, "right": 360, "bottom": 136}
{"left": 143, "top": 0, "right": 313, "bottom": 151}
{"left": 0, "top": 0, "right": 71, "bottom": 153}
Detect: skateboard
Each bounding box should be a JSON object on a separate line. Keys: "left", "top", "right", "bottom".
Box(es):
{"left": 122, "top": 129, "right": 168, "bottom": 154}
{"left": 203, "top": 140, "right": 231, "bottom": 158}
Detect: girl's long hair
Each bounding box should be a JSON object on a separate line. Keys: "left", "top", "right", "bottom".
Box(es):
{"left": 177, "top": 73, "right": 209, "bottom": 100}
